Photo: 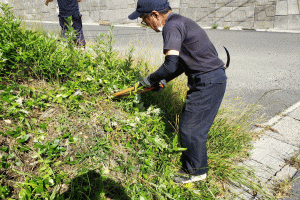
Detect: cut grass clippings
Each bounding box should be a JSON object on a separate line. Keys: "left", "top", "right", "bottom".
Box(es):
{"left": 0, "top": 3, "right": 276, "bottom": 199}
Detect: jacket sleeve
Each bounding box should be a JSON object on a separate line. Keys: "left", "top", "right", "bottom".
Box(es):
{"left": 148, "top": 55, "right": 183, "bottom": 84}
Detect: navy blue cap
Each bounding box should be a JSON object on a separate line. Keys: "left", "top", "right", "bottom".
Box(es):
{"left": 128, "top": 0, "right": 170, "bottom": 20}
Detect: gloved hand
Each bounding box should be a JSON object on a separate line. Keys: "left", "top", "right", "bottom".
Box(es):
{"left": 152, "top": 79, "right": 166, "bottom": 92}
{"left": 138, "top": 76, "right": 154, "bottom": 88}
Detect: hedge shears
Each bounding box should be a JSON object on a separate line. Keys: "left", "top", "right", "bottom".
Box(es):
{"left": 112, "top": 84, "right": 164, "bottom": 99}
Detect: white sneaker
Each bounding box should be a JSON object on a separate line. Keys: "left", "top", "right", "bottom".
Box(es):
{"left": 173, "top": 172, "right": 207, "bottom": 184}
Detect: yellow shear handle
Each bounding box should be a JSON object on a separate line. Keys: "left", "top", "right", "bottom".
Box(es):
{"left": 112, "top": 84, "right": 164, "bottom": 98}
{"left": 113, "top": 86, "right": 136, "bottom": 97}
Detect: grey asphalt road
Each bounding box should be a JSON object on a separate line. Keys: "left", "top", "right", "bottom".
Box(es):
{"left": 25, "top": 21, "right": 300, "bottom": 199}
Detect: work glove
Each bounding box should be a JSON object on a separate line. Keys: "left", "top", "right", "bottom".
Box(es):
{"left": 152, "top": 79, "right": 166, "bottom": 92}
{"left": 138, "top": 75, "right": 154, "bottom": 88}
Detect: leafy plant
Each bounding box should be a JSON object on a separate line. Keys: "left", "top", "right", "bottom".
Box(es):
{"left": 212, "top": 23, "right": 218, "bottom": 29}
{"left": 34, "top": 139, "right": 66, "bottom": 160}
{"left": 13, "top": 163, "right": 62, "bottom": 200}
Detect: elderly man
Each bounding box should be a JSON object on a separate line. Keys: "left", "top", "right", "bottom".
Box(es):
{"left": 128, "top": 0, "right": 227, "bottom": 184}
{"left": 45, "top": 0, "right": 86, "bottom": 48}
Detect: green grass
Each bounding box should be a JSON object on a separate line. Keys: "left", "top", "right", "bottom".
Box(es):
{"left": 0, "top": 3, "right": 279, "bottom": 200}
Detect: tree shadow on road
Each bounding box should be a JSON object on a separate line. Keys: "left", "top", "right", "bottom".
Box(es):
{"left": 59, "top": 170, "right": 130, "bottom": 200}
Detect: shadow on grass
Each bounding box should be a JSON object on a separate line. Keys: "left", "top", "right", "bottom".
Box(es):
{"left": 59, "top": 170, "right": 130, "bottom": 200}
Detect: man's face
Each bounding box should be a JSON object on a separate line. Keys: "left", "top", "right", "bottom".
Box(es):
{"left": 140, "top": 13, "right": 161, "bottom": 32}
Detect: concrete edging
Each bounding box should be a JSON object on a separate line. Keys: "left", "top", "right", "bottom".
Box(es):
{"left": 24, "top": 20, "right": 300, "bottom": 34}
{"left": 256, "top": 100, "right": 300, "bottom": 128}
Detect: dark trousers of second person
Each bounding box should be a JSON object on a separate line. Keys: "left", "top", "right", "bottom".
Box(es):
{"left": 59, "top": 14, "right": 86, "bottom": 46}
{"left": 180, "top": 66, "right": 227, "bottom": 176}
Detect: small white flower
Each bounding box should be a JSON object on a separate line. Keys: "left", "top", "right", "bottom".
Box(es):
{"left": 133, "top": 95, "right": 141, "bottom": 104}
{"left": 135, "top": 117, "right": 140, "bottom": 123}
{"left": 145, "top": 106, "right": 162, "bottom": 115}
{"left": 0, "top": 51, "right": 7, "bottom": 62}
{"left": 4, "top": 119, "right": 11, "bottom": 124}
{"left": 153, "top": 108, "right": 161, "bottom": 115}
{"left": 129, "top": 123, "right": 136, "bottom": 127}
{"left": 146, "top": 107, "right": 153, "bottom": 115}
{"left": 103, "top": 168, "right": 110, "bottom": 175}
{"left": 86, "top": 76, "right": 94, "bottom": 81}
{"left": 20, "top": 109, "right": 30, "bottom": 115}
{"left": 111, "top": 121, "right": 118, "bottom": 127}
{"left": 140, "top": 112, "right": 147, "bottom": 117}
{"left": 73, "top": 90, "right": 83, "bottom": 96}
{"left": 15, "top": 97, "right": 23, "bottom": 106}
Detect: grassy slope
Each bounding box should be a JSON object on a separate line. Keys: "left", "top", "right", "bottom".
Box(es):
{"left": 0, "top": 3, "right": 285, "bottom": 200}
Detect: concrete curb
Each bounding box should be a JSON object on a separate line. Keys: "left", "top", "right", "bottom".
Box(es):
{"left": 257, "top": 100, "right": 300, "bottom": 128}
{"left": 207, "top": 26, "right": 300, "bottom": 34}
{"left": 24, "top": 20, "right": 140, "bottom": 27}
{"left": 24, "top": 20, "right": 300, "bottom": 34}
{"left": 282, "top": 101, "right": 300, "bottom": 116}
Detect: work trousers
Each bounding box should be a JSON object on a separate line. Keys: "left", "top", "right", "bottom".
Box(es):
{"left": 180, "top": 67, "right": 227, "bottom": 176}
{"left": 59, "top": 14, "right": 86, "bottom": 46}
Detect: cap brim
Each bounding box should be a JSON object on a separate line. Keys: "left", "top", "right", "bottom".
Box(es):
{"left": 128, "top": 11, "right": 142, "bottom": 20}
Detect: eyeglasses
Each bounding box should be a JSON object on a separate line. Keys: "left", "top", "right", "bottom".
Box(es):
{"left": 141, "top": 14, "right": 150, "bottom": 26}
{"left": 141, "top": 18, "right": 148, "bottom": 26}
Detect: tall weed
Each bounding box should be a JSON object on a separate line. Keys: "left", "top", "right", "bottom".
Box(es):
{"left": 0, "top": 4, "right": 84, "bottom": 82}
